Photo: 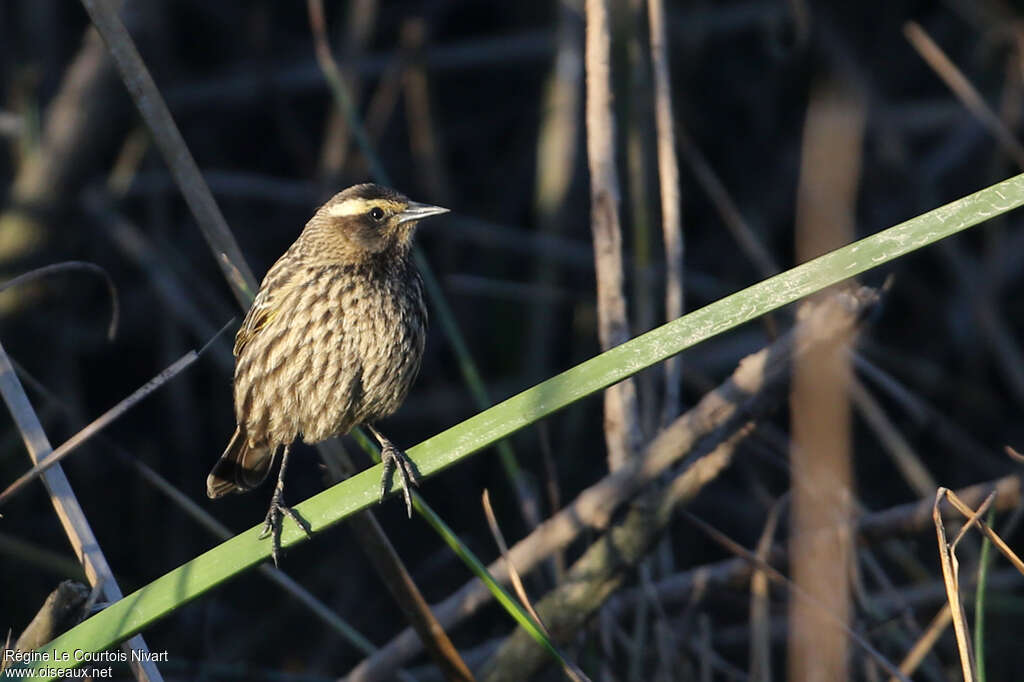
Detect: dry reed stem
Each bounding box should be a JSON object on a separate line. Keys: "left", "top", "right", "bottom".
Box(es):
{"left": 584, "top": 0, "right": 643, "bottom": 470}
{"left": 346, "top": 287, "right": 883, "bottom": 680}
{"left": 788, "top": 75, "right": 865, "bottom": 682}
{"left": 344, "top": 508, "right": 475, "bottom": 682}
{"left": 933, "top": 488, "right": 976, "bottom": 682}
{"left": 0, "top": 340, "right": 162, "bottom": 681}
{"left": 647, "top": 0, "right": 685, "bottom": 424}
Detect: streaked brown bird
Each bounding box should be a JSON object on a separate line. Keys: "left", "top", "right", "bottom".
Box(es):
{"left": 207, "top": 183, "right": 448, "bottom": 563}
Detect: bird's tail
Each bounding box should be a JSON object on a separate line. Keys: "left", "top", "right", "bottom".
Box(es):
{"left": 206, "top": 427, "right": 275, "bottom": 499}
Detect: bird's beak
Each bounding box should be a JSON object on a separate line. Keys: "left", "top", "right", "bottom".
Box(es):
{"left": 397, "top": 201, "right": 449, "bottom": 225}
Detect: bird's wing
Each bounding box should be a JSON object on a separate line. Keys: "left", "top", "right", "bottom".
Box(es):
{"left": 233, "top": 290, "right": 278, "bottom": 357}
{"left": 233, "top": 259, "right": 297, "bottom": 357}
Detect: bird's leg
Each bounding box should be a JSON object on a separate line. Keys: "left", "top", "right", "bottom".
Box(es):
{"left": 259, "top": 444, "right": 312, "bottom": 565}
{"left": 367, "top": 424, "right": 419, "bottom": 517}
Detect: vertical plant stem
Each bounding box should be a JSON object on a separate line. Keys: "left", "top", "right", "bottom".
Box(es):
{"left": 646, "top": 0, "right": 684, "bottom": 424}
{"left": 973, "top": 506, "right": 996, "bottom": 682}
{"left": 788, "top": 75, "right": 865, "bottom": 682}
{"left": 585, "top": 0, "right": 643, "bottom": 470}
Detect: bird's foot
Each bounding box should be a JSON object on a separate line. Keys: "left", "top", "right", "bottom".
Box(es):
{"left": 379, "top": 440, "right": 420, "bottom": 518}
{"left": 259, "top": 488, "right": 312, "bottom": 566}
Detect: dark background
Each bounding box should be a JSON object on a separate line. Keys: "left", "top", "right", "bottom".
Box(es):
{"left": 1, "top": 0, "right": 1023, "bottom": 679}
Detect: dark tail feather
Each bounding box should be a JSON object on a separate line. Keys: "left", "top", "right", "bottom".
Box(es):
{"left": 207, "top": 427, "right": 275, "bottom": 498}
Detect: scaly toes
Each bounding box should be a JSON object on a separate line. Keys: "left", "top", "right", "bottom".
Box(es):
{"left": 379, "top": 445, "right": 419, "bottom": 517}
{"left": 259, "top": 493, "right": 312, "bottom": 566}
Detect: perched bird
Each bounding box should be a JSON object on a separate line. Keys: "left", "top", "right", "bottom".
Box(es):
{"left": 207, "top": 183, "right": 448, "bottom": 563}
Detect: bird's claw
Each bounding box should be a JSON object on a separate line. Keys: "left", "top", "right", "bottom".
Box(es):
{"left": 259, "top": 489, "right": 312, "bottom": 566}
{"left": 379, "top": 443, "right": 420, "bottom": 518}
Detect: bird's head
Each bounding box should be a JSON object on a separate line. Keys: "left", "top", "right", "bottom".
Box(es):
{"left": 305, "top": 183, "right": 448, "bottom": 261}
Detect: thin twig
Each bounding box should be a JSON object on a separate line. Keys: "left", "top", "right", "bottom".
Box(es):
{"left": 949, "top": 491, "right": 996, "bottom": 550}
{"left": 890, "top": 604, "right": 952, "bottom": 682}
{"left": 0, "top": 352, "right": 197, "bottom": 506}
{"left": 481, "top": 490, "right": 546, "bottom": 631}
{"left": 849, "top": 378, "right": 936, "bottom": 497}
{"left": 904, "top": 21, "right": 1024, "bottom": 169}
{"left": 480, "top": 491, "right": 590, "bottom": 682}
{"left": 677, "top": 127, "right": 779, "bottom": 279}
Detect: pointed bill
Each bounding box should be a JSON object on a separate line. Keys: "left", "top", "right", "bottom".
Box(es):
{"left": 398, "top": 201, "right": 449, "bottom": 224}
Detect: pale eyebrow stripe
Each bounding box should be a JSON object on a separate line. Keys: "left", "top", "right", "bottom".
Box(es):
{"left": 326, "top": 198, "right": 396, "bottom": 217}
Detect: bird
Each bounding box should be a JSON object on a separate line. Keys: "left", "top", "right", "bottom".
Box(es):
{"left": 206, "top": 183, "right": 448, "bottom": 564}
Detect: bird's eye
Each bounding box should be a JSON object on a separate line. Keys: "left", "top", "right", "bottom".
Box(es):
{"left": 369, "top": 207, "right": 385, "bottom": 221}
